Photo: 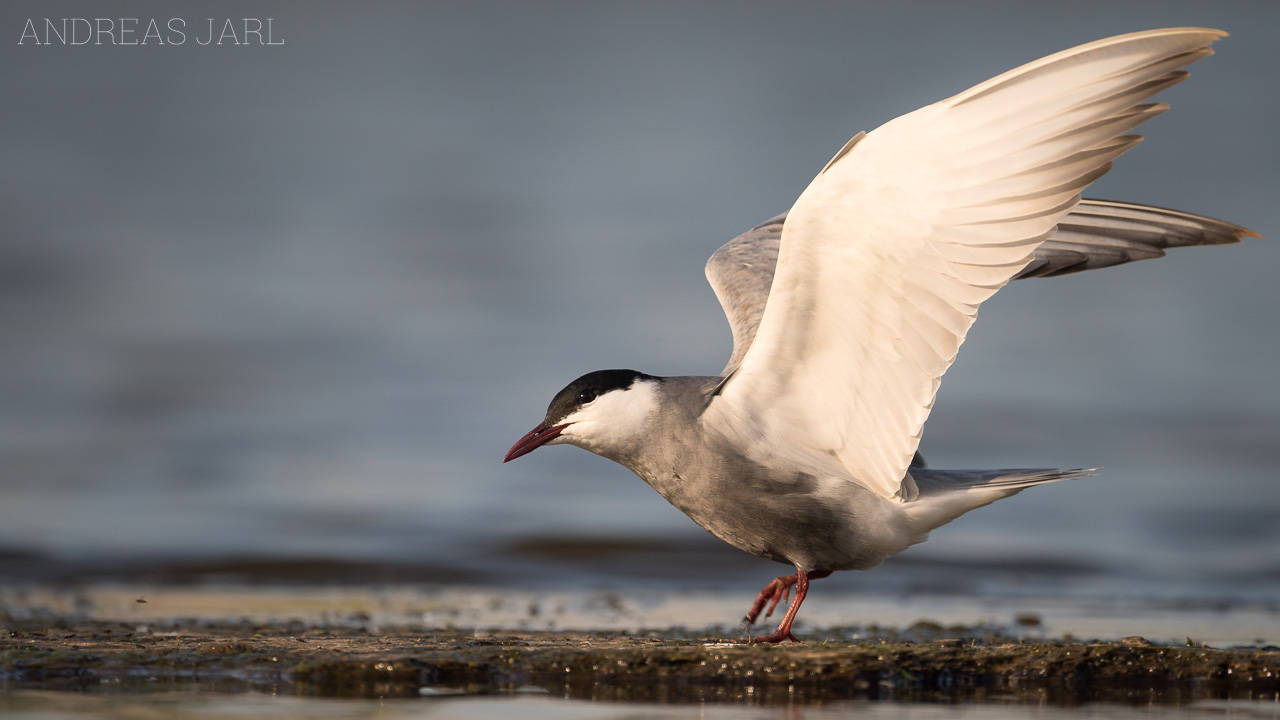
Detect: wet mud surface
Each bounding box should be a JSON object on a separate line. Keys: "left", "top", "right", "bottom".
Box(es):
{"left": 3, "top": 620, "right": 1279, "bottom": 705}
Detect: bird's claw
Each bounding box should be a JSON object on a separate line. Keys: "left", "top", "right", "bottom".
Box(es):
{"left": 765, "top": 584, "right": 792, "bottom": 619}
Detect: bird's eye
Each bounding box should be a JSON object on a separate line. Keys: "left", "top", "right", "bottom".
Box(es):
{"left": 577, "top": 389, "right": 598, "bottom": 405}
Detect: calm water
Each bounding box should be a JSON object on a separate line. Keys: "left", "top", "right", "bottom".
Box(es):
{"left": 5, "top": 693, "right": 1277, "bottom": 720}
{"left": 1, "top": 0, "right": 1279, "bottom": 635}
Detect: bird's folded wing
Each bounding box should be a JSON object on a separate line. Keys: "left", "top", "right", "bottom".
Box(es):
{"left": 705, "top": 199, "right": 1256, "bottom": 376}
{"left": 706, "top": 28, "right": 1226, "bottom": 501}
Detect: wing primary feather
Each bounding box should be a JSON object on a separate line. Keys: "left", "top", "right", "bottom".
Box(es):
{"left": 949, "top": 28, "right": 1226, "bottom": 108}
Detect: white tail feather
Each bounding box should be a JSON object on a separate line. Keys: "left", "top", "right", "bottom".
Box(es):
{"left": 904, "top": 467, "right": 1099, "bottom": 534}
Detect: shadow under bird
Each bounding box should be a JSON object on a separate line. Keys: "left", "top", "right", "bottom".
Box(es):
{"left": 504, "top": 28, "right": 1260, "bottom": 643}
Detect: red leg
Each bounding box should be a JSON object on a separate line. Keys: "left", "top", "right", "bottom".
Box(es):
{"left": 740, "top": 567, "right": 832, "bottom": 643}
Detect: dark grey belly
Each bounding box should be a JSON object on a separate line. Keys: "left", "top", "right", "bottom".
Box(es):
{"left": 644, "top": 466, "right": 897, "bottom": 572}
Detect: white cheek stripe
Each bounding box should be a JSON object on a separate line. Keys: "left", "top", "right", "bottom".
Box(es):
{"left": 561, "top": 379, "right": 660, "bottom": 450}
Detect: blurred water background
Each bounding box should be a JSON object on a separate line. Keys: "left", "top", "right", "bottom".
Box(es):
{"left": 1, "top": 0, "right": 1278, "bottom": 641}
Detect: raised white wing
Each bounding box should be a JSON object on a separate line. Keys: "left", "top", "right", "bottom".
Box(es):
{"left": 705, "top": 28, "right": 1226, "bottom": 502}
{"left": 705, "top": 199, "right": 1256, "bottom": 376}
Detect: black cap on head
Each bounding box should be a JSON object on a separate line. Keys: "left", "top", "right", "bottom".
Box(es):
{"left": 546, "top": 369, "right": 655, "bottom": 423}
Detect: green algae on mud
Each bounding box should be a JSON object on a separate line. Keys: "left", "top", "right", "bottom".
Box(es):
{"left": 3, "top": 621, "right": 1279, "bottom": 705}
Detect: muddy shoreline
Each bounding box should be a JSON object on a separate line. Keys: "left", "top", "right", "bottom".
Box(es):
{"left": 4, "top": 619, "right": 1279, "bottom": 705}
